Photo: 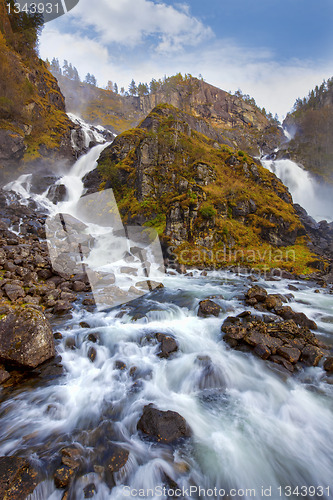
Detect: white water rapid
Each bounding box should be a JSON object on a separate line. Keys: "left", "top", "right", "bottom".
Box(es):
{"left": 261, "top": 158, "right": 333, "bottom": 223}
{"left": 1, "top": 138, "right": 333, "bottom": 499}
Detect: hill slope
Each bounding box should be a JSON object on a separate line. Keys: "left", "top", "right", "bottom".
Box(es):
{"left": 56, "top": 74, "right": 284, "bottom": 158}
{"left": 84, "top": 104, "right": 317, "bottom": 273}
{"left": 0, "top": 0, "right": 75, "bottom": 182}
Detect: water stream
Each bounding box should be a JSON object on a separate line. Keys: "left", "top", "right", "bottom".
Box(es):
{"left": 1, "top": 132, "right": 333, "bottom": 499}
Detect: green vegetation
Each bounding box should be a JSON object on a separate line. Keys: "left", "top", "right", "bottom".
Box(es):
{"left": 96, "top": 104, "right": 315, "bottom": 273}
{"left": 284, "top": 77, "right": 333, "bottom": 181}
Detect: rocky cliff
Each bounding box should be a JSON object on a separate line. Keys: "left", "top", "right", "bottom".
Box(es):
{"left": 0, "top": 0, "right": 76, "bottom": 183}
{"left": 84, "top": 104, "right": 318, "bottom": 273}
{"left": 57, "top": 75, "right": 284, "bottom": 158}
{"left": 281, "top": 77, "right": 333, "bottom": 182}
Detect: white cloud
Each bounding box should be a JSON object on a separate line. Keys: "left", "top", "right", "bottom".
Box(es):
{"left": 40, "top": 2, "right": 333, "bottom": 118}
{"left": 69, "top": 0, "right": 213, "bottom": 52}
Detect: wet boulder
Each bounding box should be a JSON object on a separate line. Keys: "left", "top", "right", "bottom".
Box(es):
{"left": 323, "top": 357, "right": 333, "bottom": 373}
{"left": 221, "top": 314, "right": 326, "bottom": 372}
{"left": 137, "top": 405, "right": 191, "bottom": 444}
{"left": 105, "top": 443, "right": 129, "bottom": 472}
{"left": 198, "top": 299, "right": 221, "bottom": 317}
{"left": 275, "top": 306, "right": 318, "bottom": 330}
{"left": 0, "top": 306, "right": 55, "bottom": 369}
{"left": 155, "top": 333, "right": 179, "bottom": 359}
{"left": 0, "top": 456, "right": 39, "bottom": 499}
{"left": 245, "top": 285, "right": 268, "bottom": 303}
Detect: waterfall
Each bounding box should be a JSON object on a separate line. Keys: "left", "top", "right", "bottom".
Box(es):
{"left": 1, "top": 124, "right": 333, "bottom": 500}
{"left": 261, "top": 158, "right": 333, "bottom": 222}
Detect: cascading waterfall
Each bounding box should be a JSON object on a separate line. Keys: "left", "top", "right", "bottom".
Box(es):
{"left": 1, "top": 133, "right": 333, "bottom": 499}
{"left": 261, "top": 157, "right": 333, "bottom": 223}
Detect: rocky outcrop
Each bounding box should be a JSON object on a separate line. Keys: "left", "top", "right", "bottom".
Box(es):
{"left": 137, "top": 405, "right": 191, "bottom": 443}
{"left": 0, "top": 456, "right": 39, "bottom": 499}
{"left": 57, "top": 74, "right": 284, "bottom": 157}
{"left": 0, "top": 0, "right": 76, "bottom": 183}
{"left": 85, "top": 104, "right": 314, "bottom": 271}
{"left": 222, "top": 314, "right": 327, "bottom": 372}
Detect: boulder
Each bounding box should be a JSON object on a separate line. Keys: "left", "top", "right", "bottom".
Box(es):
{"left": 275, "top": 306, "right": 318, "bottom": 330}
{"left": 245, "top": 285, "right": 268, "bottom": 303}
{"left": 198, "top": 299, "right": 221, "bottom": 317}
{"left": 155, "top": 333, "right": 179, "bottom": 358}
{"left": 137, "top": 405, "right": 191, "bottom": 443}
{"left": 0, "top": 456, "right": 39, "bottom": 499}
{"left": 105, "top": 443, "right": 129, "bottom": 472}
{"left": 4, "top": 283, "right": 25, "bottom": 301}
{"left": 0, "top": 306, "right": 55, "bottom": 369}
{"left": 323, "top": 357, "right": 333, "bottom": 373}
{"left": 221, "top": 314, "right": 326, "bottom": 371}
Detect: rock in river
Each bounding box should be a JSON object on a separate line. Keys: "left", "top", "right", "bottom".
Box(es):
{"left": 137, "top": 404, "right": 191, "bottom": 444}
{"left": 0, "top": 306, "right": 55, "bottom": 369}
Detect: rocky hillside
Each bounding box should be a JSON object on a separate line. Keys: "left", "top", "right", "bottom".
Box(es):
{"left": 282, "top": 77, "right": 333, "bottom": 182}
{"left": 83, "top": 104, "right": 319, "bottom": 273}
{"left": 56, "top": 74, "right": 284, "bottom": 157}
{"left": 0, "top": 0, "right": 76, "bottom": 183}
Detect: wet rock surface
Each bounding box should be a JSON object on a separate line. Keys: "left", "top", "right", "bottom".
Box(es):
{"left": 137, "top": 404, "right": 192, "bottom": 444}
{"left": 0, "top": 306, "right": 55, "bottom": 369}
{"left": 222, "top": 306, "right": 328, "bottom": 372}
{"left": 0, "top": 456, "right": 39, "bottom": 499}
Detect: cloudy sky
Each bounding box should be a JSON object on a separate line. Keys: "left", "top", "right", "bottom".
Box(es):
{"left": 40, "top": 0, "right": 333, "bottom": 118}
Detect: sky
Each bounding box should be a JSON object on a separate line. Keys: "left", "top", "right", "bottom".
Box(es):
{"left": 39, "top": 0, "right": 333, "bottom": 118}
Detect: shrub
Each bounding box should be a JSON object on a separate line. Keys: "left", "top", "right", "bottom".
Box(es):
{"left": 199, "top": 205, "right": 217, "bottom": 219}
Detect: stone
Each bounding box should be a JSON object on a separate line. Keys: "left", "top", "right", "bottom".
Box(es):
{"left": 105, "top": 443, "right": 129, "bottom": 472}
{"left": 61, "top": 446, "right": 82, "bottom": 470}
{"left": 88, "top": 346, "right": 97, "bottom": 362}
{"left": 65, "top": 337, "right": 76, "bottom": 350}
{"left": 0, "top": 306, "right": 55, "bottom": 369}
{"left": 323, "top": 357, "right": 333, "bottom": 373}
{"left": 300, "top": 346, "right": 323, "bottom": 367}
{"left": 253, "top": 344, "right": 271, "bottom": 360}
{"left": 155, "top": 333, "right": 179, "bottom": 358}
{"left": 54, "top": 466, "right": 76, "bottom": 489}
{"left": 73, "top": 281, "right": 86, "bottom": 292}
{"left": 4, "top": 283, "right": 25, "bottom": 301}
{"left": 265, "top": 294, "right": 283, "bottom": 310}
{"left": 270, "top": 355, "right": 294, "bottom": 372}
{"left": 0, "top": 456, "right": 39, "bottom": 499}
{"left": 0, "top": 365, "right": 10, "bottom": 384}
{"left": 115, "top": 360, "right": 126, "bottom": 370}
{"left": 246, "top": 285, "right": 268, "bottom": 303}
{"left": 137, "top": 405, "right": 191, "bottom": 443}
{"left": 80, "top": 321, "right": 90, "bottom": 329}
{"left": 53, "top": 301, "right": 72, "bottom": 315}
{"left": 275, "top": 306, "right": 317, "bottom": 330}
{"left": 198, "top": 299, "right": 221, "bottom": 318}
{"left": 277, "top": 346, "right": 301, "bottom": 363}
{"left": 84, "top": 483, "right": 98, "bottom": 498}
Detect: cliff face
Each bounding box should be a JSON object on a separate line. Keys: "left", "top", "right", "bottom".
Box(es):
{"left": 57, "top": 76, "right": 284, "bottom": 158}
{"left": 84, "top": 104, "right": 316, "bottom": 273}
{"left": 281, "top": 78, "right": 333, "bottom": 182}
{"left": 0, "top": 0, "right": 75, "bottom": 182}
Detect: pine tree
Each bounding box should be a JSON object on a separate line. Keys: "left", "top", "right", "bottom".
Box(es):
{"left": 50, "top": 57, "right": 61, "bottom": 74}
{"left": 114, "top": 82, "right": 118, "bottom": 94}
{"left": 128, "top": 79, "right": 137, "bottom": 96}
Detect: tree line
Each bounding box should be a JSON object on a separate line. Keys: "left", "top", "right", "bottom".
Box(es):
{"left": 292, "top": 77, "right": 333, "bottom": 112}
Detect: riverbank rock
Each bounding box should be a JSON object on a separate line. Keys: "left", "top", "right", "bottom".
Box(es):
{"left": 137, "top": 405, "right": 191, "bottom": 443}
{"left": 0, "top": 456, "right": 39, "bottom": 499}
{"left": 244, "top": 286, "right": 318, "bottom": 330}
{"left": 221, "top": 314, "right": 327, "bottom": 372}
{"left": 0, "top": 306, "right": 55, "bottom": 369}
{"left": 198, "top": 299, "right": 221, "bottom": 317}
